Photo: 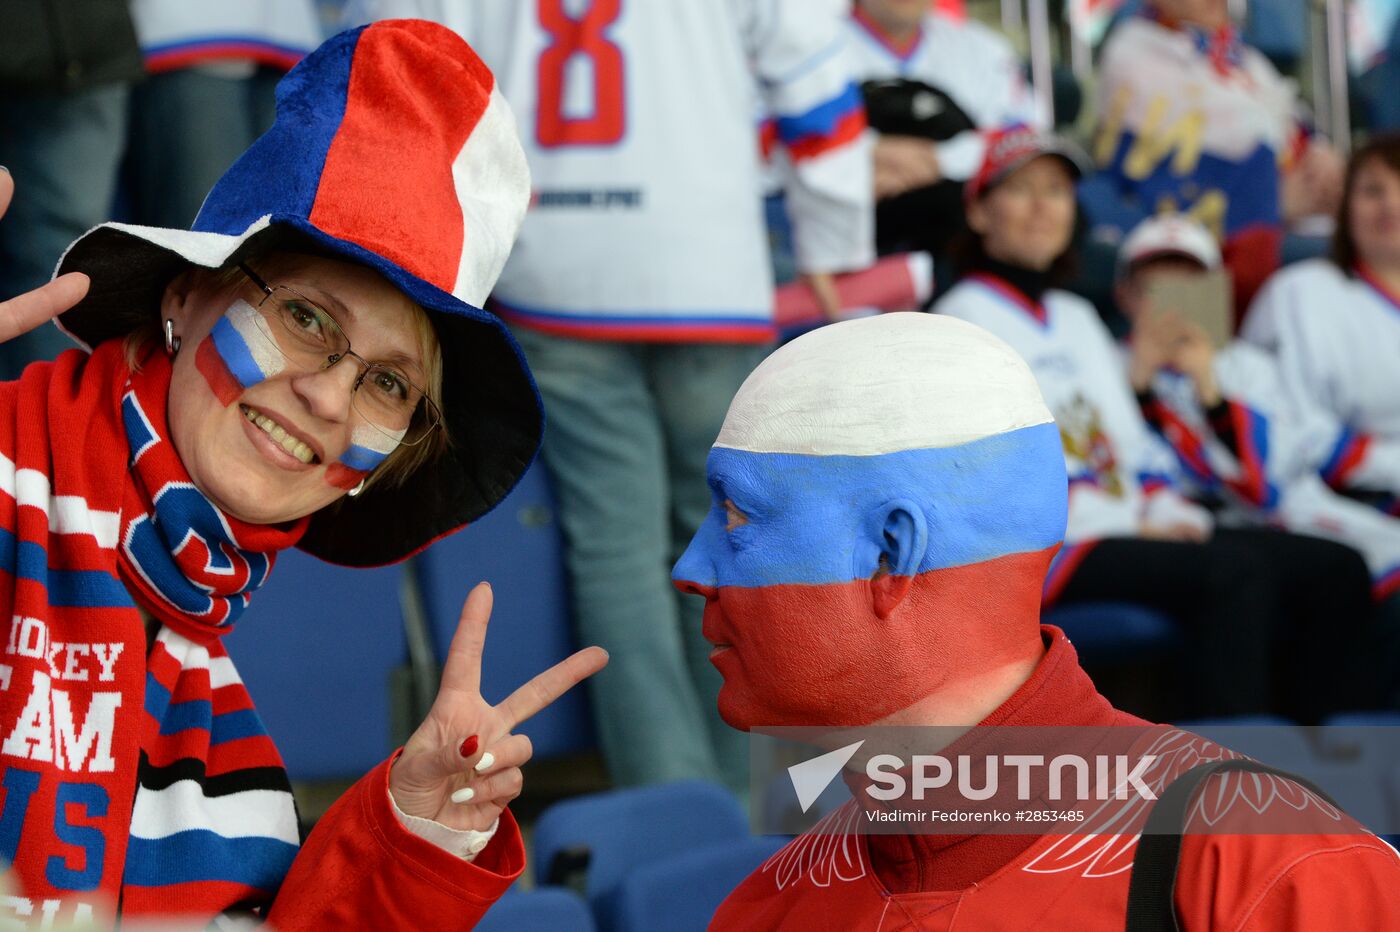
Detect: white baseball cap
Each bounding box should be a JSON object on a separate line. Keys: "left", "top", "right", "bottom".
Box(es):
{"left": 1118, "top": 215, "right": 1222, "bottom": 276}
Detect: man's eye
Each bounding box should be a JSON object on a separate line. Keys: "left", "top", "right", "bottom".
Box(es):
{"left": 724, "top": 499, "right": 748, "bottom": 533}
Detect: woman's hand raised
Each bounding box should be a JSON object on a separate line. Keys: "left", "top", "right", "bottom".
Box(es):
{"left": 0, "top": 171, "right": 90, "bottom": 342}
{"left": 388, "top": 582, "right": 608, "bottom": 832}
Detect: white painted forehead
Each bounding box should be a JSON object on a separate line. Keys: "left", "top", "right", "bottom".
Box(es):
{"left": 715, "top": 313, "right": 1053, "bottom": 456}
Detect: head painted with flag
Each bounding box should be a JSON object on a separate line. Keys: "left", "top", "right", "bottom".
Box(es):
{"left": 673, "top": 313, "right": 1068, "bottom": 729}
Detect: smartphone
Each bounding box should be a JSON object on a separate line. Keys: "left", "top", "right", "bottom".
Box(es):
{"left": 1143, "top": 269, "right": 1233, "bottom": 349}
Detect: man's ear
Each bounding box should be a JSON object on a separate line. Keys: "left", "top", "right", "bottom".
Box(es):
{"left": 870, "top": 499, "right": 927, "bottom": 620}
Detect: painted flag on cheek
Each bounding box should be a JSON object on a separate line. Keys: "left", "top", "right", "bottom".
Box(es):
{"left": 195, "top": 300, "right": 287, "bottom": 406}
{"left": 325, "top": 424, "right": 405, "bottom": 490}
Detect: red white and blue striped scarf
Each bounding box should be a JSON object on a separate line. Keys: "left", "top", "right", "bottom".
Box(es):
{"left": 0, "top": 341, "right": 306, "bottom": 923}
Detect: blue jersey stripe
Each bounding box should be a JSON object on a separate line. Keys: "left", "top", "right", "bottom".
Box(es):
{"left": 776, "top": 83, "right": 862, "bottom": 143}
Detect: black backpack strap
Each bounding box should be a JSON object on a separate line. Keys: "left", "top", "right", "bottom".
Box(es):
{"left": 1123, "top": 758, "right": 1342, "bottom": 932}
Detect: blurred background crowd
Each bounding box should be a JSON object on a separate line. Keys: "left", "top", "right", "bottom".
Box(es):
{"left": 5, "top": 1, "right": 1400, "bottom": 920}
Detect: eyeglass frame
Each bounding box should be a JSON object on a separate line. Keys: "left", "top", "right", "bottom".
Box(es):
{"left": 237, "top": 263, "right": 443, "bottom": 447}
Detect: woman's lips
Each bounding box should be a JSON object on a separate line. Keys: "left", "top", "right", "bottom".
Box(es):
{"left": 239, "top": 409, "right": 317, "bottom": 472}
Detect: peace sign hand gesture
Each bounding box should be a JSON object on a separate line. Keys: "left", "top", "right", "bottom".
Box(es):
{"left": 388, "top": 582, "right": 608, "bottom": 832}
{"left": 0, "top": 172, "right": 90, "bottom": 342}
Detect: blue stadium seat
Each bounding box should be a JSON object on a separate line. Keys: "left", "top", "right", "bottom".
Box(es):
{"left": 476, "top": 886, "right": 596, "bottom": 932}
{"left": 1044, "top": 603, "right": 1183, "bottom": 668}
{"left": 532, "top": 780, "right": 749, "bottom": 929}
{"left": 614, "top": 836, "right": 789, "bottom": 932}
{"left": 1318, "top": 712, "right": 1400, "bottom": 768}
{"left": 225, "top": 549, "right": 406, "bottom": 781}
{"left": 1174, "top": 716, "right": 1313, "bottom": 771}
{"left": 413, "top": 461, "right": 594, "bottom": 758}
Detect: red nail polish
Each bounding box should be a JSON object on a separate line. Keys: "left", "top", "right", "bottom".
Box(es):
{"left": 459, "top": 735, "right": 479, "bottom": 758}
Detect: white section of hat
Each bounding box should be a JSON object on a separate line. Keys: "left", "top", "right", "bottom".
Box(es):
{"left": 1121, "top": 215, "right": 1222, "bottom": 270}
{"left": 714, "top": 312, "right": 1054, "bottom": 457}
{"left": 451, "top": 86, "right": 531, "bottom": 308}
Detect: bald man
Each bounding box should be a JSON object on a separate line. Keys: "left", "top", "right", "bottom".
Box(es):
{"left": 673, "top": 313, "right": 1400, "bottom": 930}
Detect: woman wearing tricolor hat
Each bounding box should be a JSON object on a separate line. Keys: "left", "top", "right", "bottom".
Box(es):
{"left": 0, "top": 20, "right": 605, "bottom": 928}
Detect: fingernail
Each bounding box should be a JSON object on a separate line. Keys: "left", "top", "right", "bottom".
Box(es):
{"left": 474, "top": 751, "right": 495, "bottom": 773}
{"left": 0, "top": 165, "right": 9, "bottom": 174}
{"left": 459, "top": 735, "right": 479, "bottom": 758}
{"left": 451, "top": 786, "right": 475, "bottom": 804}
{"left": 481, "top": 581, "right": 492, "bottom": 591}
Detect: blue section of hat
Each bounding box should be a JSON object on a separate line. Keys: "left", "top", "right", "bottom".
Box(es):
{"left": 193, "top": 26, "right": 366, "bottom": 236}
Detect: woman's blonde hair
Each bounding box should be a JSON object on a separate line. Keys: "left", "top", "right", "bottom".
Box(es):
{"left": 126, "top": 252, "right": 448, "bottom": 494}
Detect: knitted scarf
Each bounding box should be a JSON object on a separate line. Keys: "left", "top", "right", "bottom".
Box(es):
{"left": 0, "top": 341, "right": 306, "bottom": 922}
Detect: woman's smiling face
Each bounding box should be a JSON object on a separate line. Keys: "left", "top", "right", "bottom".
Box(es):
{"left": 163, "top": 253, "right": 431, "bottom": 525}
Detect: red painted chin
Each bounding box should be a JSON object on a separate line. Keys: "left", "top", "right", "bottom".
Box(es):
{"left": 706, "top": 548, "right": 1056, "bottom": 731}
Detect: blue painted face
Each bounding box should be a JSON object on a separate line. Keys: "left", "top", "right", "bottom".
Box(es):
{"left": 673, "top": 425, "right": 1068, "bottom": 728}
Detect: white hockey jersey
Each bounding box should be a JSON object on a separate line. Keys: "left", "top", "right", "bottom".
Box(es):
{"left": 132, "top": 0, "right": 323, "bottom": 72}
{"left": 1242, "top": 258, "right": 1400, "bottom": 507}
{"left": 348, "top": 0, "right": 874, "bottom": 342}
{"left": 1086, "top": 15, "right": 1298, "bottom": 242}
{"left": 933, "top": 274, "right": 1212, "bottom": 571}
{"left": 841, "top": 8, "right": 1042, "bottom": 181}
{"left": 1138, "top": 341, "right": 1400, "bottom": 598}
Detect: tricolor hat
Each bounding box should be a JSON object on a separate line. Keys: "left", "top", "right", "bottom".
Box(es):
{"left": 965, "top": 124, "right": 1090, "bottom": 204}
{"left": 54, "top": 20, "right": 539, "bottom": 567}
{"left": 1117, "top": 214, "right": 1222, "bottom": 275}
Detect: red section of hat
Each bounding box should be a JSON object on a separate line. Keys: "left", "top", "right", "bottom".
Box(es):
{"left": 310, "top": 19, "right": 493, "bottom": 293}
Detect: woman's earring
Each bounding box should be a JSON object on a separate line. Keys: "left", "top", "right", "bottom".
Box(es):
{"left": 163, "top": 319, "right": 181, "bottom": 357}
{"left": 347, "top": 478, "right": 367, "bottom": 498}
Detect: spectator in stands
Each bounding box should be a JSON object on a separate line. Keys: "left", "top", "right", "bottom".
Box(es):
{"left": 349, "top": 0, "right": 874, "bottom": 792}
{"left": 1243, "top": 134, "right": 1400, "bottom": 519}
{"left": 0, "top": 23, "right": 603, "bottom": 925}
{"left": 844, "top": 0, "right": 1043, "bottom": 257}
{"left": 934, "top": 127, "right": 1369, "bottom": 720}
{"left": 1082, "top": 0, "right": 1344, "bottom": 316}
{"left": 1116, "top": 214, "right": 1390, "bottom": 715}
{"left": 0, "top": 0, "right": 143, "bottom": 381}
{"left": 674, "top": 312, "right": 1400, "bottom": 930}
{"left": 125, "top": 0, "right": 324, "bottom": 228}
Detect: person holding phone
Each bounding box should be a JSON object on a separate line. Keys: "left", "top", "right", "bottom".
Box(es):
{"left": 1118, "top": 215, "right": 1394, "bottom": 713}
{"left": 934, "top": 127, "right": 1370, "bottom": 722}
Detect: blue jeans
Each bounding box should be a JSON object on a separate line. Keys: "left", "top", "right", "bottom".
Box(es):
{"left": 125, "top": 67, "right": 280, "bottom": 229}
{"left": 0, "top": 83, "right": 128, "bottom": 380}
{"left": 512, "top": 327, "right": 769, "bottom": 792}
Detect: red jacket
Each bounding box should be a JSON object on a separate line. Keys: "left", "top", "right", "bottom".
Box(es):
{"left": 266, "top": 758, "right": 524, "bottom": 929}
{"left": 712, "top": 628, "right": 1400, "bottom": 930}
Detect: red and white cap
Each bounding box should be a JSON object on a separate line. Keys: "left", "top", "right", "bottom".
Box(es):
{"left": 964, "top": 124, "right": 1091, "bottom": 203}
{"left": 1118, "top": 215, "right": 1222, "bottom": 275}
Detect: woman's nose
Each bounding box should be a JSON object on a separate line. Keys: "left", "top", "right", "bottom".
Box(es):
{"left": 289, "top": 362, "right": 359, "bottom": 422}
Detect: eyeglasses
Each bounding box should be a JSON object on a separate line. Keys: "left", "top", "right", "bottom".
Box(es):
{"left": 238, "top": 264, "right": 442, "bottom": 446}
